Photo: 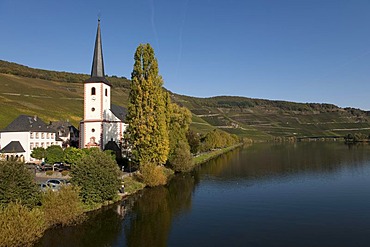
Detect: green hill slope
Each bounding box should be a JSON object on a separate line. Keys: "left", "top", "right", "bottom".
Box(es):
{"left": 173, "top": 95, "right": 370, "bottom": 140}
{"left": 1, "top": 60, "right": 369, "bottom": 141}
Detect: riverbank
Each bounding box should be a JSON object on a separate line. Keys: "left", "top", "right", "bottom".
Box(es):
{"left": 123, "top": 143, "right": 244, "bottom": 196}
{"left": 193, "top": 143, "right": 243, "bottom": 165}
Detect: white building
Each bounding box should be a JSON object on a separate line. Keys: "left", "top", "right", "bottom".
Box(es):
{"left": 79, "top": 19, "right": 128, "bottom": 149}
{"left": 0, "top": 115, "right": 63, "bottom": 162}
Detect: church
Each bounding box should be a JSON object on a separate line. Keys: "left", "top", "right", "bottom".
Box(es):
{"left": 79, "top": 20, "right": 128, "bottom": 150}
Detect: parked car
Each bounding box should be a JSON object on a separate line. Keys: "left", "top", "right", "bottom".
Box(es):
{"left": 46, "top": 179, "right": 70, "bottom": 188}
{"left": 40, "top": 163, "right": 53, "bottom": 171}
{"left": 40, "top": 182, "right": 59, "bottom": 192}
{"left": 53, "top": 162, "right": 71, "bottom": 172}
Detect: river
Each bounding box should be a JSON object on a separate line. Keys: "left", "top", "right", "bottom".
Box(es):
{"left": 35, "top": 142, "right": 370, "bottom": 247}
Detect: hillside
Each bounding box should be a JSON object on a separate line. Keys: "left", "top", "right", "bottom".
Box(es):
{"left": 174, "top": 95, "right": 370, "bottom": 140}
{"left": 1, "top": 60, "right": 370, "bottom": 141}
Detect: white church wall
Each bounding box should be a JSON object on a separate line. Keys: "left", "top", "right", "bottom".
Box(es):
{"left": 84, "top": 83, "right": 103, "bottom": 120}
{"left": 102, "top": 122, "right": 120, "bottom": 148}
{"left": 102, "top": 83, "right": 111, "bottom": 114}
{"left": 83, "top": 122, "right": 102, "bottom": 147}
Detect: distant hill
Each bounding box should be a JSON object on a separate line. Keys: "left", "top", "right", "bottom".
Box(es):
{"left": 1, "top": 60, "right": 370, "bottom": 141}
{"left": 173, "top": 95, "right": 370, "bottom": 140}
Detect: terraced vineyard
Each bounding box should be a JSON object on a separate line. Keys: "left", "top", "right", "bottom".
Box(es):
{"left": 1, "top": 60, "right": 369, "bottom": 141}
{"left": 173, "top": 95, "right": 370, "bottom": 141}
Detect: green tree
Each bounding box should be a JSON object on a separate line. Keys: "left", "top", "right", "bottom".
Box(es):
{"left": 63, "top": 147, "right": 84, "bottom": 166}
{"left": 0, "top": 161, "right": 40, "bottom": 207}
{"left": 0, "top": 202, "right": 46, "bottom": 247}
{"left": 169, "top": 141, "right": 194, "bottom": 172}
{"left": 70, "top": 149, "right": 120, "bottom": 205}
{"left": 45, "top": 145, "right": 64, "bottom": 164}
{"left": 186, "top": 130, "right": 200, "bottom": 154}
{"left": 168, "top": 103, "right": 192, "bottom": 157}
{"left": 41, "top": 186, "right": 84, "bottom": 227}
{"left": 126, "top": 43, "right": 169, "bottom": 166}
{"left": 31, "top": 147, "right": 46, "bottom": 160}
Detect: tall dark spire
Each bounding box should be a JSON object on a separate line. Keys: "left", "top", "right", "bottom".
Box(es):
{"left": 85, "top": 19, "right": 110, "bottom": 85}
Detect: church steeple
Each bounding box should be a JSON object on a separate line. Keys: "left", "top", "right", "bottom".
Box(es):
{"left": 85, "top": 19, "right": 110, "bottom": 85}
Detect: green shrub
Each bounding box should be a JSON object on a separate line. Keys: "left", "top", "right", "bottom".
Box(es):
{"left": 0, "top": 161, "right": 40, "bottom": 207}
{"left": 169, "top": 141, "right": 194, "bottom": 172}
{"left": 45, "top": 170, "right": 53, "bottom": 176}
{"left": 61, "top": 170, "right": 69, "bottom": 176}
{"left": 45, "top": 145, "right": 64, "bottom": 164}
{"left": 71, "top": 149, "right": 121, "bottom": 205}
{"left": 0, "top": 202, "right": 46, "bottom": 247}
{"left": 123, "top": 176, "right": 145, "bottom": 194}
{"left": 139, "top": 163, "right": 168, "bottom": 187}
{"left": 41, "top": 186, "right": 84, "bottom": 227}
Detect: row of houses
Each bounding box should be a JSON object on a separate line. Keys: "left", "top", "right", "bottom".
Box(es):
{"left": 0, "top": 115, "right": 79, "bottom": 162}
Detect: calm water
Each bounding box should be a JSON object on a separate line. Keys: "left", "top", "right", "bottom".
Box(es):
{"left": 36, "top": 142, "right": 370, "bottom": 247}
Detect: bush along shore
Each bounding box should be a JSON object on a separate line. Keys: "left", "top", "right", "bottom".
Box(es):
{"left": 123, "top": 142, "right": 244, "bottom": 197}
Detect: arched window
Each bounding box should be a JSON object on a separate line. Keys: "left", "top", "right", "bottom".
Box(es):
{"left": 105, "top": 89, "right": 108, "bottom": 96}
{"left": 91, "top": 87, "right": 96, "bottom": 95}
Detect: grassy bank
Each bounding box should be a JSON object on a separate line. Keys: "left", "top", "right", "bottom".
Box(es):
{"left": 194, "top": 143, "right": 243, "bottom": 165}
{"left": 123, "top": 143, "right": 243, "bottom": 196}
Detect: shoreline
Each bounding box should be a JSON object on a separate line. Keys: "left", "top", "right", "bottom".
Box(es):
{"left": 122, "top": 143, "right": 244, "bottom": 197}
{"left": 37, "top": 143, "right": 244, "bottom": 238}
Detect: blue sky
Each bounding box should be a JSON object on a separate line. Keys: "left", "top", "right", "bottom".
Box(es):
{"left": 1, "top": 0, "right": 370, "bottom": 110}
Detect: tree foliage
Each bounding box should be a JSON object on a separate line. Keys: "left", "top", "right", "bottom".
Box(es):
{"left": 41, "top": 186, "right": 84, "bottom": 227}
{"left": 45, "top": 145, "right": 64, "bottom": 164}
{"left": 167, "top": 102, "right": 192, "bottom": 157}
{"left": 63, "top": 147, "right": 85, "bottom": 166}
{"left": 0, "top": 202, "right": 46, "bottom": 247}
{"left": 70, "top": 149, "right": 120, "bottom": 205}
{"left": 186, "top": 130, "right": 200, "bottom": 155}
{"left": 31, "top": 147, "right": 46, "bottom": 160}
{"left": 139, "top": 163, "right": 169, "bottom": 187}
{"left": 126, "top": 43, "right": 169, "bottom": 166}
{"left": 200, "top": 129, "right": 240, "bottom": 152}
{"left": 169, "top": 141, "right": 194, "bottom": 172}
{"left": 0, "top": 161, "right": 40, "bottom": 207}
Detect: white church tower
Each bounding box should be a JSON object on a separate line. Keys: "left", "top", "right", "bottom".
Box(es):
{"left": 80, "top": 19, "right": 127, "bottom": 149}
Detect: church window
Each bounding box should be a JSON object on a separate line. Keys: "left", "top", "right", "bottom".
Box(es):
{"left": 92, "top": 128, "right": 95, "bottom": 133}
{"left": 92, "top": 107, "right": 95, "bottom": 112}
{"left": 91, "top": 87, "right": 96, "bottom": 95}
{"left": 105, "top": 89, "right": 108, "bottom": 96}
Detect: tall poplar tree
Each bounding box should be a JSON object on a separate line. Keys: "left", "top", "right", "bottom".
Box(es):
{"left": 126, "top": 44, "right": 169, "bottom": 166}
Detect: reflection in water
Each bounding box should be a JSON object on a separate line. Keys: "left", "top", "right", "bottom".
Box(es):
{"left": 199, "top": 142, "right": 370, "bottom": 180}
{"left": 35, "top": 143, "right": 370, "bottom": 247}
{"left": 36, "top": 173, "right": 198, "bottom": 247}
{"left": 35, "top": 204, "right": 123, "bottom": 247}
{"left": 125, "top": 174, "right": 198, "bottom": 247}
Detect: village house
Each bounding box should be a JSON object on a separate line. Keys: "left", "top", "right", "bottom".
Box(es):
{"left": 48, "top": 121, "right": 79, "bottom": 148}
{"left": 0, "top": 115, "right": 63, "bottom": 162}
